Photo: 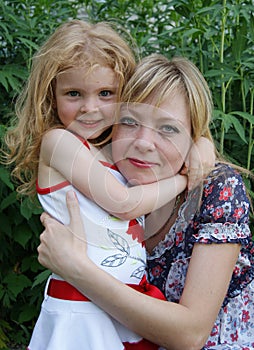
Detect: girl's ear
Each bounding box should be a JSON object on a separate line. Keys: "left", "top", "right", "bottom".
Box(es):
{"left": 52, "top": 98, "right": 57, "bottom": 108}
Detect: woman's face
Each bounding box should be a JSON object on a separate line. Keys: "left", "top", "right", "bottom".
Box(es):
{"left": 112, "top": 92, "right": 192, "bottom": 185}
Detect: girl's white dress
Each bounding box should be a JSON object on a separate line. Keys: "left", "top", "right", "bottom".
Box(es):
{"left": 28, "top": 139, "right": 162, "bottom": 350}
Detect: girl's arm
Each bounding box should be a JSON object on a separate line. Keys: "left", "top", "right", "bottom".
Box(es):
{"left": 40, "top": 129, "right": 187, "bottom": 220}
{"left": 38, "top": 191, "right": 240, "bottom": 350}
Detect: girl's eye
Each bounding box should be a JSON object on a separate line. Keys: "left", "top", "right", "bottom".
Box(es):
{"left": 99, "top": 90, "right": 111, "bottom": 97}
{"left": 160, "top": 124, "right": 179, "bottom": 135}
{"left": 119, "top": 116, "right": 138, "bottom": 127}
{"left": 68, "top": 91, "right": 80, "bottom": 97}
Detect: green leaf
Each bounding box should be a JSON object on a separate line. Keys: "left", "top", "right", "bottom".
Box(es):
{"left": 0, "top": 192, "right": 17, "bottom": 211}
{"left": 227, "top": 115, "right": 247, "bottom": 143}
{"left": 13, "top": 223, "right": 33, "bottom": 248}
{"left": 0, "top": 166, "right": 14, "bottom": 190}
{"left": 20, "top": 197, "right": 35, "bottom": 220}
{"left": 3, "top": 273, "right": 32, "bottom": 298}
{"left": 18, "top": 304, "right": 38, "bottom": 323}
{"left": 32, "top": 269, "right": 51, "bottom": 288}
{"left": 182, "top": 28, "right": 202, "bottom": 38}
{"left": 230, "top": 111, "right": 254, "bottom": 124}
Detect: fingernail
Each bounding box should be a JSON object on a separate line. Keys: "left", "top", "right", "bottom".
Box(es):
{"left": 67, "top": 190, "right": 76, "bottom": 199}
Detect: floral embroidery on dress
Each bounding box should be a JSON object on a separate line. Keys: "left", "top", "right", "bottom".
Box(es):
{"left": 101, "top": 229, "right": 146, "bottom": 279}
{"left": 147, "top": 164, "right": 254, "bottom": 349}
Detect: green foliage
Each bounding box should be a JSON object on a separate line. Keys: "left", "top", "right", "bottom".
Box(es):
{"left": 0, "top": 0, "right": 83, "bottom": 348}
{"left": 0, "top": 0, "right": 253, "bottom": 348}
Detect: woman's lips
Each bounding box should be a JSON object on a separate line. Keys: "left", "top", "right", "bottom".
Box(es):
{"left": 128, "top": 158, "right": 156, "bottom": 169}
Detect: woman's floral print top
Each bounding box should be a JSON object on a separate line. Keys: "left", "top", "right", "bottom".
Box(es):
{"left": 147, "top": 164, "right": 254, "bottom": 349}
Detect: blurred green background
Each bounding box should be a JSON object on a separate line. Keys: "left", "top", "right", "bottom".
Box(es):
{"left": 0, "top": 0, "right": 253, "bottom": 348}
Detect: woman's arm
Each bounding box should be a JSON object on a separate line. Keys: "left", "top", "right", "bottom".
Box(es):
{"left": 38, "top": 191, "right": 240, "bottom": 350}
{"left": 40, "top": 129, "right": 187, "bottom": 220}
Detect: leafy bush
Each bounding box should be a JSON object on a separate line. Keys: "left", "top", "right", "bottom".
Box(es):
{"left": 0, "top": 0, "right": 253, "bottom": 348}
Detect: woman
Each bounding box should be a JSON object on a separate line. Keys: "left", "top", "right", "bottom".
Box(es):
{"left": 38, "top": 54, "right": 254, "bottom": 350}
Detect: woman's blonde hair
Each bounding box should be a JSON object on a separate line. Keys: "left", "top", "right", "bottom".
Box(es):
{"left": 4, "top": 19, "right": 136, "bottom": 197}
{"left": 121, "top": 53, "right": 214, "bottom": 143}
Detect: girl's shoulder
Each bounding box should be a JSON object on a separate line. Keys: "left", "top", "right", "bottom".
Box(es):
{"left": 41, "top": 128, "right": 92, "bottom": 151}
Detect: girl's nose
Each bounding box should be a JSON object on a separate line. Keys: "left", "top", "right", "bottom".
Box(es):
{"left": 80, "top": 97, "right": 99, "bottom": 114}
{"left": 133, "top": 126, "right": 156, "bottom": 152}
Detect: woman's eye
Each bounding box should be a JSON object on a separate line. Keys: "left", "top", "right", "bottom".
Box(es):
{"left": 160, "top": 125, "right": 179, "bottom": 135}
{"left": 99, "top": 90, "right": 111, "bottom": 97}
{"left": 68, "top": 91, "right": 80, "bottom": 97}
{"left": 119, "top": 116, "right": 138, "bottom": 126}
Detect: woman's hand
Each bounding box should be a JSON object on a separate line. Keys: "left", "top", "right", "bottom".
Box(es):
{"left": 38, "top": 190, "right": 87, "bottom": 278}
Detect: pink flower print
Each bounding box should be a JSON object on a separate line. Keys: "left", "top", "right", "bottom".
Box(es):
{"left": 206, "top": 341, "right": 216, "bottom": 347}
{"left": 242, "top": 309, "right": 250, "bottom": 323}
{"left": 151, "top": 265, "right": 163, "bottom": 277}
{"left": 204, "top": 184, "right": 214, "bottom": 197}
{"left": 243, "top": 293, "right": 250, "bottom": 306}
{"left": 210, "top": 324, "right": 219, "bottom": 336}
{"left": 127, "top": 219, "right": 144, "bottom": 245}
{"left": 233, "top": 207, "right": 244, "bottom": 220}
{"left": 233, "top": 266, "right": 240, "bottom": 276}
{"left": 230, "top": 330, "right": 238, "bottom": 342}
{"left": 175, "top": 231, "right": 183, "bottom": 246}
{"left": 219, "top": 186, "right": 233, "bottom": 201}
{"left": 213, "top": 207, "right": 224, "bottom": 219}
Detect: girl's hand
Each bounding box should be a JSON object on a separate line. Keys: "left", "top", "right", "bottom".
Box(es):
{"left": 38, "top": 190, "right": 87, "bottom": 278}
{"left": 182, "top": 137, "right": 216, "bottom": 190}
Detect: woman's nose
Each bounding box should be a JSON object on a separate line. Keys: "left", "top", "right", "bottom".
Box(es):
{"left": 133, "top": 126, "right": 156, "bottom": 152}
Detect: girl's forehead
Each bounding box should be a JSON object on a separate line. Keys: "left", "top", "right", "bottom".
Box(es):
{"left": 58, "top": 64, "right": 115, "bottom": 76}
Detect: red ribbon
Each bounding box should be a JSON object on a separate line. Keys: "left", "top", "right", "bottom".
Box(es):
{"left": 47, "top": 276, "right": 165, "bottom": 302}
{"left": 47, "top": 277, "right": 165, "bottom": 349}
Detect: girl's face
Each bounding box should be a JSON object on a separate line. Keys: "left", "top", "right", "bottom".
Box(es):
{"left": 112, "top": 92, "right": 192, "bottom": 184}
{"left": 54, "top": 65, "right": 118, "bottom": 139}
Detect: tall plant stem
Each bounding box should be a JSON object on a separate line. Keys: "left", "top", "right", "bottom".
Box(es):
{"left": 219, "top": 0, "right": 227, "bottom": 155}
{"left": 247, "top": 89, "right": 254, "bottom": 171}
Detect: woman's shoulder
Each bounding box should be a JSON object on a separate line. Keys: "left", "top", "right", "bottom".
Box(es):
{"left": 189, "top": 162, "right": 252, "bottom": 244}
{"left": 200, "top": 162, "right": 250, "bottom": 224}
{"left": 208, "top": 162, "right": 242, "bottom": 178}
{"left": 204, "top": 162, "right": 248, "bottom": 195}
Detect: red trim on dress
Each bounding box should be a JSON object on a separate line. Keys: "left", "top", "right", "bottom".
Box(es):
{"left": 99, "top": 160, "right": 118, "bottom": 171}
{"left": 36, "top": 137, "right": 117, "bottom": 194}
{"left": 36, "top": 179, "right": 70, "bottom": 194}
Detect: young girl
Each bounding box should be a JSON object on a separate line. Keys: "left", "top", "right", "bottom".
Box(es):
{"left": 37, "top": 54, "right": 253, "bottom": 350}
{"left": 4, "top": 20, "right": 214, "bottom": 349}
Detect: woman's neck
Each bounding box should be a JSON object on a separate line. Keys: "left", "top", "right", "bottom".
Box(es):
{"left": 145, "top": 192, "right": 184, "bottom": 253}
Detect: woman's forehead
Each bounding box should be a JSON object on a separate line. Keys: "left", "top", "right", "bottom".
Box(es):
{"left": 121, "top": 96, "right": 190, "bottom": 126}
